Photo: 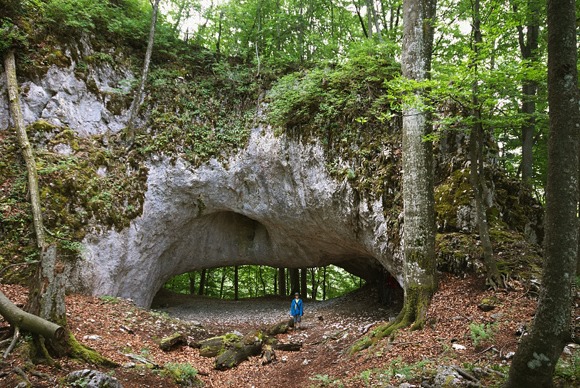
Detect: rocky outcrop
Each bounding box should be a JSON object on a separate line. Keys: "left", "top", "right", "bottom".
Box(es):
{"left": 76, "top": 127, "right": 400, "bottom": 307}
{"left": 2, "top": 61, "right": 541, "bottom": 308}
{"left": 0, "top": 60, "right": 133, "bottom": 135}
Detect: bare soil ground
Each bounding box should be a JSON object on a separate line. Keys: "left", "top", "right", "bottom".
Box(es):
{"left": 0, "top": 274, "right": 578, "bottom": 387}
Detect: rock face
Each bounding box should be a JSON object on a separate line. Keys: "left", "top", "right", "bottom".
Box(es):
{"left": 76, "top": 127, "right": 401, "bottom": 307}
{"left": 0, "top": 61, "right": 132, "bottom": 135}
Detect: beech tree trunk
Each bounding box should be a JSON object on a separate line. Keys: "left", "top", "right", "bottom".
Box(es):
{"left": 392, "top": 0, "right": 437, "bottom": 333}
{"left": 506, "top": 0, "right": 578, "bottom": 385}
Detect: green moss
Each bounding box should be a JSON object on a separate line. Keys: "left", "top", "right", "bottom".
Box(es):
{"left": 67, "top": 332, "right": 118, "bottom": 367}
{"left": 434, "top": 168, "right": 473, "bottom": 231}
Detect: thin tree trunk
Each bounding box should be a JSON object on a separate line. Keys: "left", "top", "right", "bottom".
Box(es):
{"left": 353, "top": 0, "right": 369, "bottom": 38}
{"left": 219, "top": 268, "right": 227, "bottom": 299}
{"left": 290, "top": 268, "right": 300, "bottom": 295}
{"left": 469, "top": 0, "right": 502, "bottom": 289}
{"left": 310, "top": 268, "right": 318, "bottom": 301}
{"left": 278, "top": 268, "right": 286, "bottom": 296}
{"left": 322, "top": 266, "right": 327, "bottom": 300}
{"left": 4, "top": 50, "right": 111, "bottom": 365}
{"left": 506, "top": 0, "right": 578, "bottom": 384}
{"left": 216, "top": 10, "right": 223, "bottom": 58}
{"left": 189, "top": 272, "right": 196, "bottom": 295}
{"left": 300, "top": 268, "right": 307, "bottom": 298}
{"left": 4, "top": 49, "right": 44, "bottom": 249}
{"left": 198, "top": 269, "right": 207, "bottom": 296}
{"left": 234, "top": 266, "right": 239, "bottom": 301}
{"left": 126, "top": 0, "right": 161, "bottom": 140}
{"left": 515, "top": 0, "right": 540, "bottom": 184}
{"left": 365, "top": 0, "right": 373, "bottom": 37}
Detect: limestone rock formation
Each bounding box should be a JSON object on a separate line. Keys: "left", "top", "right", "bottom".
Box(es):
{"left": 77, "top": 127, "right": 399, "bottom": 307}
{"left": 1, "top": 60, "right": 542, "bottom": 308}
{"left": 0, "top": 59, "right": 132, "bottom": 135}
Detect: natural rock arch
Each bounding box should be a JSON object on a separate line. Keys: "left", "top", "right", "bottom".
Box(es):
{"left": 74, "top": 128, "right": 402, "bottom": 307}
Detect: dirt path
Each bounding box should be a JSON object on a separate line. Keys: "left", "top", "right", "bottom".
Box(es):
{"left": 153, "top": 286, "right": 399, "bottom": 387}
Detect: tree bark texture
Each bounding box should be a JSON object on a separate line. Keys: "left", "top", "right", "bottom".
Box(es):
{"left": 398, "top": 0, "right": 437, "bottom": 330}
{"left": 506, "top": 0, "right": 579, "bottom": 385}
{"left": 26, "top": 245, "right": 69, "bottom": 326}
{"left": 0, "top": 290, "right": 64, "bottom": 341}
{"left": 126, "top": 0, "right": 160, "bottom": 139}
{"left": 3, "top": 49, "right": 45, "bottom": 249}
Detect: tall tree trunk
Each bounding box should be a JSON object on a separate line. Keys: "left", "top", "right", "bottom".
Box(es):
{"left": 234, "top": 266, "right": 239, "bottom": 301}
{"left": 300, "top": 268, "right": 308, "bottom": 298}
{"left": 506, "top": 0, "right": 578, "bottom": 384}
{"left": 219, "top": 268, "right": 227, "bottom": 299}
{"left": 365, "top": 0, "right": 373, "bottom": 37}
{"left": 278, "top": 268, "right": 286, "bottom": 296}
{"left": 188, "top": 272, "right": 196, "bottom": 295}
{"left": 385, "top": 0, "right": 437, "bottom": 335}
{"left": 290, "top": 268, "right": 300, "bottom": 295}
{"left": 515, "top": 0, "right": 540, "bottom": 184}
{"left": 216, "top": 10, "right": 223, "bottom": 58}
{"left": 126, "top": 0, "right": 161, "bottom": 141}
{"left": 198, "top": 269, "right": 207, "bottom": 296}
{"left": 310, "top": 268, "right": 319, "bottom": 301}
{"left": 469, "top": 0, "right": 502, "bottom": 289}
{"left": 258, "top": 266, "right": 267, "bottom": 295}
{"left": 322, "top": 266, "right": 327, "bottom": 300}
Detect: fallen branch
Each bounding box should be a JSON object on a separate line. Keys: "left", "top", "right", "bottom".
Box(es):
{"left": 0, "top": 290, "right": 64, "bottom": 345}
{"left": 453, "top": 366, "right": 480, "bottom": 383}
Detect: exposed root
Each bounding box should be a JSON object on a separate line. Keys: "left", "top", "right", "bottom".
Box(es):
{"left": 3, "top": 326, "right": 20, "bottom": 359}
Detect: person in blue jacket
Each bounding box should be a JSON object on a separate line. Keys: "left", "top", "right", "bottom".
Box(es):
{"left": 290, "top": 292, "right": 304, "bottom": 330}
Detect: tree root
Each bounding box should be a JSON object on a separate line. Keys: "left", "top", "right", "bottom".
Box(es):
{"left": 67, "top": 332, "right": 118, "bottom": 367}
{"left": 3, "top": 326, "right": 20, "bottom": 359}
{"left": 349, "top": 286, "right": 434, "bottom": 354}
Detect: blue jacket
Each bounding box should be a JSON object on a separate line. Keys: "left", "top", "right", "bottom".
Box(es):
{"left": 290, "top": 298, "right": 303, "bottom": 316}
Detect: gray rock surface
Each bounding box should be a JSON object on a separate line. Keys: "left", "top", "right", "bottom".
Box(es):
{"left": 1, "top": 61, "right": 132, "bottom": 135}
{"left": 75, "top": 126, "right": 402, "bottom": 307}
{"left": 67, "top": 369, "right": 123, "bottom": 388}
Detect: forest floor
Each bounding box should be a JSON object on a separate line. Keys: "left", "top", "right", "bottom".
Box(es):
{"left": 0, "top": 273, "right": 578, "bottom": 387}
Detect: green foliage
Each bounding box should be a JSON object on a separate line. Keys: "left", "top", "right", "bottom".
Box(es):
{"left": 138, "top": 62, "right": 257, "bottom": 164}
{"left": 162, "top": 362, "right": 201, "bottom": 386}
{"left": 44, "top": 0, "right": 108, "bottom": 36}
{"left": 99, "top": 295, "right": 121, "bottom": 304}
{"left": 469, "top": 322, "right": 497, "bottom": 348}
{"left": 309, "top": 374, "right": 342, "bottom": 387}
{"left": 554, "top": 350, "right": 579, "bottom": 383}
